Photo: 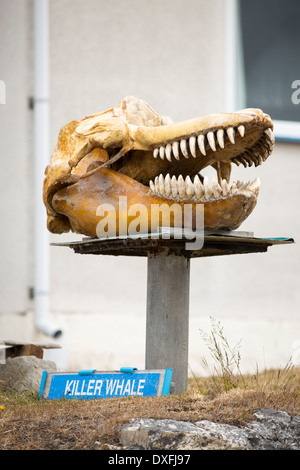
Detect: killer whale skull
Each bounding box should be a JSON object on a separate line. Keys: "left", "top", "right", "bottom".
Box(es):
{"left": 43, "top": 96, "right": 274, "bottom": 237}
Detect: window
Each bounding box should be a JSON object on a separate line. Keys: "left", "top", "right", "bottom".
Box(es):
{"left": 238, "top": 0, "right": 300, "bottom": 141}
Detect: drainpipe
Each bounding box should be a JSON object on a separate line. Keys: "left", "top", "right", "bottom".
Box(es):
{"left": 225, "top": 0, "right": 238, "bottom": 112}
{"left": 34, "top": 0, "right": 62, "bottom": 339}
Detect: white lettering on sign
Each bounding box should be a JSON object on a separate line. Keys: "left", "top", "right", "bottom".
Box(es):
{"left": 64, "top": 377, "right": 146, "bottom": 397}
{"left": 64, "top": 379, "right": 103, "bottom": 397}
{"left": 94, "top": 380, "right": 103, "bottom": 395}
{"left": 106, "top": 378, "right": 146, "bottom": 396}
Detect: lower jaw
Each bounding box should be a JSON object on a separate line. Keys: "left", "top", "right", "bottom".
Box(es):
{"left": 51, "top": 168, "right": 258, "bottom": 237}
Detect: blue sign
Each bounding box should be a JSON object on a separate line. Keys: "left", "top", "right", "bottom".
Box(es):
{"left": 39, "top": 368, "right": 173, "bottom": 400}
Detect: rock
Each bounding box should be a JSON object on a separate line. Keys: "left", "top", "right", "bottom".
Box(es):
{"left": 119, "top": 418, "right": 250, "bottom": 450}
{"left": 119, "top": 409, "right": 300, "bottom": 450}
{"left": 247, "top": 409, "right": 300, "bottom": 450}
{"left": 0, "top": 356, "right": 57, "bottom": 395}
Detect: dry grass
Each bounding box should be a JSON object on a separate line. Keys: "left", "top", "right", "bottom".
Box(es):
{"left": 1, "top": 319, "right": 298, "bottom": 450}
{"left": 0, "top": 367, "right": 299, "bottom": 450}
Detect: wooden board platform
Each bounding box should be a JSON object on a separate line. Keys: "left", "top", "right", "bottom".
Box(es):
{"left": 0, "top": 340, "right": 61, "bottom": 360}
{"left": 51, "top": 229, "right": 294, "bottom": 258}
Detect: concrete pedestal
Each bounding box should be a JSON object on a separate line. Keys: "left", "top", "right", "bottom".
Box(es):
{"left": 146, "top": 253, "right": 190, "bottom": 394}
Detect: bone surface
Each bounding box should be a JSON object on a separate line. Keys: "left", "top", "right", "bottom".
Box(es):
{"left": 43, "top": 96, "right": 274, "bottom": 237}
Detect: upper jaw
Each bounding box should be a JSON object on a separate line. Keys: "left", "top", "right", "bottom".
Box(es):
{"left": 68, "top": 107, "right": 274, "bottom": 185}
{"left": 115, "top": 108, "right": 274, "bottom": 189}
{"left": 70, "top": 107, "right": 273, "bottom": 169}
{"left": 131, "top": 108, "right": 273, "bottom": 152}
{"left": 111, "top": 108, "right": 274, "bottom": 206}
{"left": 68, "top": 108, "right": 274, "bottom": 205}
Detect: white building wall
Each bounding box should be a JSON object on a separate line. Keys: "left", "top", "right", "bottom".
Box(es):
{"left": 0, "top": 0, "right": 33, "bottom": 314}
{"left": 0, "top": 0, "right": 299, "bottom": 376}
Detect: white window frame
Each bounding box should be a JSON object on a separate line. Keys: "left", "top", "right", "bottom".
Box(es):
{"left": 226, "top": 0, "right": 300, "bottom": 143}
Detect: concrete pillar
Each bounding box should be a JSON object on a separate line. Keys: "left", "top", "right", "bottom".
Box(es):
{"left": 145, "top": 252, "right": 190, "bottom": 394}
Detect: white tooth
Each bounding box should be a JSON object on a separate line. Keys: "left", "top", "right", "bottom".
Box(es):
{"left": 180, "top": 139, "right": 189, "bottom": 158}
{"left": 264, "top": 128, "right": 275, "bottom": 146}
{"left": 197, "top": 134, "right": 206, "bottom": 155}
{"left": 239, "top": 156, "right": 248, "bottom": 168}
{"left": 153, "top": 148, "right": 159, "bottom": 159}
{"left": 227, "top": 127, "right": 235, "bottom": 144}
{"left": 178, "top": 175, "right": 186, "bottom": 198}
{"left": 165, "top": 143, "right": 172, "bottom": 162}
{"left": 207, "top": 131, "right": 216, "bottom": 151}
{"left": 248, "top": 177, "right": 261, "bottom": 196}
{"left": 217, "top": 129, "right": 225, "bottom": 148}
{"left": 189, "top": 136, "right": 197, "bottom": 158}
{"left": 262, "top": 147, "right": 269, "bottom": 161}
{"left": 164, "top": 173, "right": 171, "bottom": 197}
{"left": 194, "top": 175, "right": 203, "bottom": 199}
{"left": 232, "top": 157, "right": 241, "bottom": 166}
{"left": 252, "top": 156, "right": 259, "bottom": 167}
{"left": 159, "top": 146, "right": 165, "bottom": 160}
{"left": 159, "top": 174, "right": 165, "bottom": 196}
{"left": 212, "top": 178, "right": 221, "bottom": 198}
{"left": 172, "top": 141, "right": 180, "bottom": 160}
{"left": 262, "top": 135, "right": 274, "bottom": 155}
{"left": 254, "top": 150, "right": 263, "bottom": 166}
{"left": 154, "top": 176, "right": 159, "bottom": 194}
{"left": 231, "top": 182, "right": 237, "bottom": 194}
{"left": 243, "top": 152, "right": 254, "bottom": 166}
{"left": 221, "top": 179, "right": 230, "bottom": 196}
{"left": 185, "top": 175, "right": 194, "bottom": 199}
{"left": 149, "top": 180, "right": 155, "bottom": 192}
{"left": 171, "top": 175, "right": 178, "bottom": 197}
{"left": 237, "top": 125, "right": 245, "bottom": 138}
{"left": 203, "top": 176, "right": 213, "bottom": 200}
{"left": 251, "top": 151, "right": 261, "bottom": 167}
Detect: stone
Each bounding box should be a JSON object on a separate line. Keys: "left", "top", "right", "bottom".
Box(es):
{"left": 119, "top": 409, "right": 300, "bottom": 450}
{"left": 119, "top": 418, "right": 250, "bottom": 450}
{"left": 0, "top": 356, "right": 57, "bottom": 395}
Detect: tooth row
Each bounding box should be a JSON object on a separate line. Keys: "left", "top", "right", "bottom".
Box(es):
{"left": 152, "top": 126, "right": 246, "bottom": 161}
{"left": 153, "top": 126, "right": 274, "bottom": 169}
{"left": 232, "top": 127, "right": 274, "bottom": 168}
{"left": 149, "top": 174, "right": 260, "bottom": 201}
